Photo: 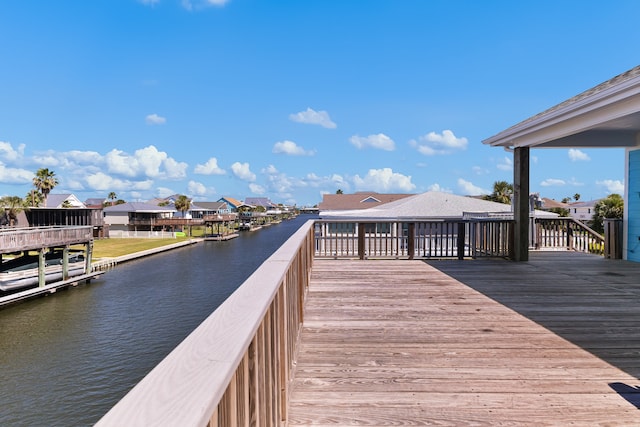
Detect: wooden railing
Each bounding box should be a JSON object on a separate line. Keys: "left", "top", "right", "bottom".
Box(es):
{"left": 95, "top": 220, "right": 315, "bottom": 427}
{"left": 531, "top": 218, "right": 605, "bottom": 254}
{"left": 313, "top": 219, "right": 513, "bottom": 259}
{"left": 0, "top": 226, "right": 93, "bottom": 254}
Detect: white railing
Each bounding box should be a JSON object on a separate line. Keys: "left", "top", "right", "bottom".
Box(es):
{"left": 96, "top": 220, "right": 315, "bottom": 426}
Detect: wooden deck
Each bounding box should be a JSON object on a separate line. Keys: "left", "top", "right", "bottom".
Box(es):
{"left": 288, "top": 252, "right": 640, "bottom": 425}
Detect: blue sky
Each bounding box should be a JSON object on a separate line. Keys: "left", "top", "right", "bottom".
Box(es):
{"left": 0, "top": 1, "right": 636, "bottom": 207}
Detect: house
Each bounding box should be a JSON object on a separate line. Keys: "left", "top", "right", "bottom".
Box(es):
{"left": 103, "top": 202, "right": 176, "bottom": 234}
{"left": 45, "top": 194, "right": 86, "bottom": 208}
{"left": 26, "top": 194, "right": 105, "bottom": 237}
{"left": 85, "top": 197, "right": 108, "bottom": 208}
{"left": 483, "top": 65, "right": 640, "bottom": 261}
{"left": 318, "top": 192, "right": 414, "bottom": 212}
{"left": 193, "top": 201, "right": 232, "bottom": 216}
{"left": 320, "top": 191, "right": 557, "bottom": 220}
{"left": 217, "top": 196, "right": 249, "bottom": 212}
{"left": 244, "top": 197, "right": 277, "bottom": 210}
{"left": 567, "top": 199, "right": 600, "bottom": 222}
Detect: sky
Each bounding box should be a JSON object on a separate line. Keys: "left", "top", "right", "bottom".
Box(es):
{"left": 0, "top": 1, "right": 637, "bottom": 207}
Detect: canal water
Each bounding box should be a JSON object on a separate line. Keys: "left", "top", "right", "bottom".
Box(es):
{"left": 0, "top": 216, "right": 315, "bottom": 426}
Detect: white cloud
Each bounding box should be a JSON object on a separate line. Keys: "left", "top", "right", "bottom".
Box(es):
{"left": 349, "top": 133, "right": 395, "bottom": 151}
{"left": 85, "top": 171, "right": 154, "bottom": 191}
{"left": 568, "top": 149, "right": 590, "bottom": 162}
{"left": 289, "top": 107, "right": 337, "bottom": 129}
{"left": 457, "top": 178, "right": 489, "bottom": 196}
{"left": 0, "top": 141, "right": 25, "bottom": 161}
{"left": 0, "top": 162, "right": 33, "bottom": 184}
{"left": 105, "top": 145, "right": 187, "bottom": 179}
{"left": 187, "top": 180, "right": 209, "bottom": 196}
{"left": 596, "top": 179, "right": 624, "bottom": 194}
{"left": 145, "top": 113, "right": 166, "bottom": 125}
{"left": 496, "top": 156, "right": 513, "bottom": 171}
{"left": 156, "top": 187, "right": 176, "bottom": 198}
{"left": 540, "top": 178, "right": 566, "bottom": 187}
{"left": 472, "top": 166, "right": 490, "bottom": 175}
{"left": 353, "top": 168, "right": 415, "bottom": 192}
{"left": 427, "top": 183, "right": 452, "bottom": 193}
{"left": 410, "top": 130, "right": 468, "bottom": 156}
{"left": 182, "top": 0, "right": 228, "bottom": 10}
{"left": 231, "top": 162, "right": 256, "bottom": 181}
{"left": 194, "top": 157, "right": 226, "bottom": 175}
{"left": 272, "top": 140, "right": 315, "bottom": 156}
{"left": 249, "top": 183, "right": 265, "bottom": 194}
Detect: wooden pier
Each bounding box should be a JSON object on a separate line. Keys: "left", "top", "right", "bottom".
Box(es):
{"left": 288, "top": 253, "right": 640, "bottom": 425}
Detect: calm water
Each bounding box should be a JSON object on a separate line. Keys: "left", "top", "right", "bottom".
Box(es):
{"left": 0, "top": 216, "right": 314, "bottom": 426}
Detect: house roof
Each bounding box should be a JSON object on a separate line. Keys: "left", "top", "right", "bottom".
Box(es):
{"left": 85, "top": 197, "right": 106, "bottom": 206}
{"left": 539, "top": 198, "right": 570, "bottom": 210}
{"left": 321, "top": 191, "right": 558, "bottom": 220}
{"left": 45, "top": 194, "right": 86, "bottom": 208}
{"left": 218, "top": 196, "right": 243, "bottom": 208}
{"left": 483, "top": 65, "right": 640, "bottom": 149}
{"left": 193, "top": 202, "right": 228, "bottom": 211}
{"left": 244, "top": 197, "right": 276, "bottom": 208}
{"left": 318, "top": 193, "right": 414, "bottom": 211}
{"left": 103, "top": 202, "right": 176, "bottom": 213}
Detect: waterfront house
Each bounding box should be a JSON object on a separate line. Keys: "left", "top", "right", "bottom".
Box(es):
{"left": 44, "top": 193, "right": 86, "bottom": 208}
{"left": 483, "top": 65, "right": 640, "bottom": 261}
{"left": 318, "top": 192, "right": 414, "bottom": 212}
{"left": 84, "top": 197, "right": 108, "bottom": 208}
{"left": 26, "top": 193, "right": 105, "bottom": 237}
{"left": 567, "top": 199, "right": 601, "bottom": 222}
{"left": 217, "top": 196, "right": 249, "bottom": 212}
{"left": 103, "top": 202, "right": 176, "bottom": 236}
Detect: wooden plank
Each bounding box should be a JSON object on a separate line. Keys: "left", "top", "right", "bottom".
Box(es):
{"left": 288, "top": 254, "right": 640, "bottom": 425}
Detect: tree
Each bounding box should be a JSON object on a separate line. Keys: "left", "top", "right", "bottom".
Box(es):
{"left": 0, "top": 196, "right": 24, "bottom": 226}
{"left": 32, "top": 168, "right": 58, "bottom": 204}
{"left": 174, "top": 195, "right": 191, "bottom": 217}
{"left": 590, "top": 193, "right": 624, "bottom": 234}
{"left": 483, "top": 181, "right": 513, "bottom": 204}
{"left": 24, "top": 189, "right": 44, "bottom": 207}
{"left": 108, "top": 192, "right": 117, "bottom": 206}
{"left": 573, "top": 193, "right": 581, "bottom": 201}
{"left": 336, "top": 189, "right": 343, "bottom": 194}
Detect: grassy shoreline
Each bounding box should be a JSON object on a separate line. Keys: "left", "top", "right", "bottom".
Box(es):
{"left": 86, "top": 237, "right": 192, "bottom": 259}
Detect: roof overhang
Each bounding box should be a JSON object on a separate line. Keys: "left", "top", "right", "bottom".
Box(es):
{"left": 483, "top": 66, "right": 640, "bottom": 149}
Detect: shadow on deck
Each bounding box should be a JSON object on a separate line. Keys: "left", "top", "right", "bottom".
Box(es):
{"left": 289, "top": 252, "right": 640, "bottom": 425}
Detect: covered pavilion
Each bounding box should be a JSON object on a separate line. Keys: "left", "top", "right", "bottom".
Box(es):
{"left": 483, "top": 65, "right": 640, "bottom": 261}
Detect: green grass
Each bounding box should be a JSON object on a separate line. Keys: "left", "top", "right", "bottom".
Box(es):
{"left": 85, "top": 237, "right": 191, "bottom": 259}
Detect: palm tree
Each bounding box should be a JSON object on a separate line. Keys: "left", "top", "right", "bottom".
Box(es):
{"left": 174, "top": 195, "right": 192, "bottom": 236}
{"left": 33, "top": 168, "right": 58, "bottom": 205}
{"left": 484, "top": 181, "right": 513, "bottom": 204}
{"left": 0, "top": 196, "right": 24, "bottom": 226}
{"left": 24, "top": 189, "right": 44, "bottom": 207}
{"left": 108, "top": 192, "right": 117, "bottom": 206}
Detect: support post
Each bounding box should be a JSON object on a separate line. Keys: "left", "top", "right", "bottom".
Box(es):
{"left": 357, "top": 223, "right": 365, "bottom": 260}
{"left": 513, "top": 147, "right": 530, "bottom": 261}
{"left": 38, "top": 248, "right": 46, "bottom": 287}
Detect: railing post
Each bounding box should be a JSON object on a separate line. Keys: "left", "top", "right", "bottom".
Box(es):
{"left": 408, "top": 223, "right": 415, "bottom": 260}
{"left": 457, "top": 222, "right": 465, "bottom": 260}
{"left": 357, "top": 223, "right": 365, "bottom": 260}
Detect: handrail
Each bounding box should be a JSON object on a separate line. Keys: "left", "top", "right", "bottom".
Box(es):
{"left": 532, "top": 218, "right": 605, "bottom": 254}
{"left": 314, "top": 219, "right": 513, "bottom": 259}
{"left": 0, "top": 226, "right": 93, "bottom": 254}
{"left": 95, "top": 220, "right": 315, "bottom": 426}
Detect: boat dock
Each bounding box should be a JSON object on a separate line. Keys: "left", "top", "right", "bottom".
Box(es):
{"left": 0, "top": 271, "right": 103, "bottom": 308}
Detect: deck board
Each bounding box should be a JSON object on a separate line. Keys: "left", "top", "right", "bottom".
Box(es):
{"left": 288, "top": 252, "right": 640, "bottom": 426}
